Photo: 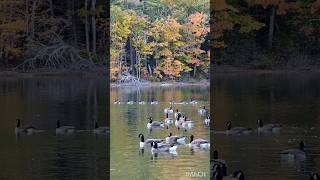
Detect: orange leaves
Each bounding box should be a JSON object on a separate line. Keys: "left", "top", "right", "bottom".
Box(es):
{"left": 187, "top": 12, "right": 209, "bottom": 37}
{"left": 155, "top": 58, "right": 187, "bottom": 79}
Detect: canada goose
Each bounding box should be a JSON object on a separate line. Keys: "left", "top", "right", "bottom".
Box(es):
{"left": 281, "top": 141, "right": 306, "bottom": 160}
{"left": 174, "top": 109, "right": 182, "bottom": 119}
{"left": 164, "top": 106, "right": 174, "bottom": 114}
{"left": 147, "top": 117, "right": 164, "bottom": 128}
{"left": 150, "top": 99, "right": 158, "bottom": 105}
{"left": 56, "top": 120, "right": 75, "bottom": 134}
{"left": 175, "top": 101, "right": 188, "bottom": 105}
{"left": 138, "top": 133, "right": 164, "bottom": 148}
{"left": 181, "top": 116, "right": 194, "bottom": 129}
{"left": 127, "top": 99, "right": 134, "bottom": 104}
{"left": 151, "top": 141, "right": 177, "bottom": 153}
{"left": 257, "top": 119, "right": 281, "bottom": 133}
{"left": 198, "top": 106, "right": 207, "bottom": 114}
{"left": 190, "top": 99, "right": 198, "bottom": 104}
{"left": 14, "top": 119, "right": 40, "bottom": 135}
{"left": 204, "top": 116, "right": 210, "bottom": 125}
{"left": 165, "top": 132, "right": 186, "bottom": 144}
{"left": 113, "top": 99, "right": 121, "bottom": 104}
{"left": 138, "top": 101, "right": 145, "bottom": 104}
{"left": 93, "top": 122, "right": 109, "bottom": 134}
{"left": 169, "top": 100, "right": 175, "bottom": 105}
{"left": 188, "top": 135, "right": 209, "bottom": 148}
{"left": 310, "top": 173, "right": 320, "bottom": 180}
{"left": 164, "top": 113, "right": 173, "bottom": 124}
{"left": 213, "top": 168, "right": 244, "bottom": 180}
{"left": 226, "top": 121, "right": 252, "bottom": 135}
{"left": 212, "top": 150, "right": 227, "bottom": 177}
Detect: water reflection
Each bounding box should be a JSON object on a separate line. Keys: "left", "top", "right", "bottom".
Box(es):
{"left": 0, "top": 77, "right": 108, "bottom": 180}
{"left": 110, "top": 85, "right": 210, "bottom": 179}
{"left": 213, "top": 73, "right": 320, "bottom": 180}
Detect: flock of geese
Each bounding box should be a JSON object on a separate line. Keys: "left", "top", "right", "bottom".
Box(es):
{"left": 114, "top": 99, "right": 210, "bottom": 154}
{"left": 212, "top": 119, "right": 319, "bottom": 180}
{"left": 14, "top": 119, "right": 109, "bottom": 135}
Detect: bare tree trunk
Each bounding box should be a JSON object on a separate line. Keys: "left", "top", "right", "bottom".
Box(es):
{"left": 91, "top": 0, "right": 97, "bottom": 60}
{"left": 25, "top": 0, "right": 29, "bottom": 37}
{"left": 71, "top": 0, "right": 78, "bottom": 46}
{"left": 268, "top": 6, "right": 276, "bottom": 48}
{"left": 49, "top": 0, "right": 54, "bottom": 17}
{"left": 30, "top": 0, "right": 37, "bottom": 40}
{"left": 85, "top": 0, "right": 92, "bottom": 61}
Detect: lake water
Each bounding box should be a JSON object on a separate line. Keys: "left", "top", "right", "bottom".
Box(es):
{"left": 110, "top": 85, "right": 210, "bottom": 179}
{"left": 213, "top": 72, "right": 320, "bottom": 180}
{"left": 0, "top": 77, "right": 109, "bottom": 180}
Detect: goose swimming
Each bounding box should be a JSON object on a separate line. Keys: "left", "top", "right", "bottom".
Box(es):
{"left": 138, "top": 133, "right": 164, "bottom": 148}
{"left": 14, "top": 119, "right": 41, "bottom": 135}
{"left": 93, "top": 122, "right": 109, "bottom": 134}
{"left": 56, "top": 120, "right": 76, "bottom": 134}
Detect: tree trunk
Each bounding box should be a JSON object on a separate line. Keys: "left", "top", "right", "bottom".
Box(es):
{"left": 129, "top": 37, "right": 134, "bottom": 72}
{"left": 268, "top": 6, "right": 276, "bottom": 48}
{"left": 71, "top": 0, "right": 78, "bottom": 46}
{"left": 30, "top": 0, "right": 37, "bottom": 41}
{"left": 49, "top": 0, "right": 54, "bottom": 17}
{"left": 25, "top": 0, "right": 29, "bottom": 37}
{"left": 84, "top": 0, "right": 92, "bottom": 62}
{"left": 91, "top": 0, "right": 97, "bottom": 60}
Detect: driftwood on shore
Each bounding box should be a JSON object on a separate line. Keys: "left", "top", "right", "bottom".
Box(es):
{"left": 13, "top": 41, "right": 100, "bottom": 72}
{"left": 115, "top": 74, "right": 150, "bottom": 86}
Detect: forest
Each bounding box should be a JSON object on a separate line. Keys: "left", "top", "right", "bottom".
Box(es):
{"left": 0, "top": 0, "right": 108, "bottom": 73}
{"left": 213, "top": 0, "right": 320, "bottom": 69}
{"left": 0, "top": 0, "right": 319, "bottom": 81}
{"left": 110, "top": 0, "right": 210, "bottom": 81}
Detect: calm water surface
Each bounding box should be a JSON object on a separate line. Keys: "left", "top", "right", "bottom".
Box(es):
{"left": 213, "top": 73, "right": 320, "bottom": 180}
{"left": 110, "top": 85, "right": 210, "bottom": 179}
{"left": 0, "top": 77, "right": 108, "bottom": 180}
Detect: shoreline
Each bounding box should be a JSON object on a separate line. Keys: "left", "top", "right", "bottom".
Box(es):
{"left": 110, "top": 81, "right": 210, "bottom": 88}
{"left": 0, "top": 70, "right": 108, "bottom": 78}
{"left": 213, "top": 65, "right": 320, "bottom": 74}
